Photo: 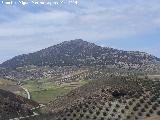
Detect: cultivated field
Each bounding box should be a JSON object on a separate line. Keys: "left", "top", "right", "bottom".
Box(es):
{"left": 22, "top": 79, "right": 89, "bottom": 103}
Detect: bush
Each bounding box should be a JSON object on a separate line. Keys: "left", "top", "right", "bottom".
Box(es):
{"left": 157, "top": 111, "right": 160, "bottom": 115}
{"left": 146, "top": 113, "right": 150, "bottom": 117}
{"left": 125, "top": 105, "right": 129, "bottom": 109}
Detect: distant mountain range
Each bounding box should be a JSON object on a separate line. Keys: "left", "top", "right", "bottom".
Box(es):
{"left": 1, "top": 39, "right": 160, "bottom": 70}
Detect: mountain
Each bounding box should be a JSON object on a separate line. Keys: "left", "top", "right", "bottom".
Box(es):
{"left": 0, "top": 39, "right": 160, "bottom": 70}
{"left": 0, "top": 89, "right": 38, "bottom": 119}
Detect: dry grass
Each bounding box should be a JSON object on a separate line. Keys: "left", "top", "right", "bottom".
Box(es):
{"left": 0, "top": 78, "right": 27, "bottom": 97}
{"left": 143, "top": 116, "right": 160, "bottom": 120}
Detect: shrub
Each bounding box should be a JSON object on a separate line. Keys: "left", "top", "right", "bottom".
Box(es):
{"left": 121, "top": 109, "right": 125, "bottom": 113}
{"left": 157, "top": 111, "right": 160, "bottom": 115}
{"left": 126, "top": 115, "right": 130, "bottom": 119}
{"left": 146, "top": 113, "right": 150, "bottom": 117}
{"left": 103, "top": 112, "right": 107, "bottom": 116}
{"left": 141, "top": 108, "right": 145, "bottom": 112}
{"left": 113, "top": 109, "right": 117, "bottom": 113}
{"left": 96, "top": 111, "right": 100, "bottom": 115}
{"left": 138, "top": 112, "right": 142, "bottom": 116}
{"left": 133, "top": 106, "right": 138, "bottom": 111}
{"left": 93, "top": 115, "right": 97, "bottom": 119}
{"left": 128, "top": 101, "right": 133, "bottom": 105}
{"left": 149, "top": 109, "right": 153, "bottom": 114}
{"left": 125, "top": 105, "right": 129, "bottom": 109}
{"left": 116, "top": 104, "right": 120, "bottom": 108}
{"left": 85, "top": 115, "right": 90, "bottom": 119}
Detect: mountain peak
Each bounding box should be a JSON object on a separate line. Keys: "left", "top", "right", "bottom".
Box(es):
{"left": 61, "top": 39, "right": 95, "bottom": 46}
{"left": 71, "top": 39, "right": 84, "bottom": 42}
{"left": 54, "top": 39, "right": 98, "bottom": 51}
{"left": 0, "top": 39, "right": 159, "bottom": 69}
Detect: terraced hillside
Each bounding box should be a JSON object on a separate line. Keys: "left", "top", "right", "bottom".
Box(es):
{"left": 26, "top": 75, "right": 160, "bottom": 120}
{"left": 51, "top": 76, "right": 160, "bottom": 120}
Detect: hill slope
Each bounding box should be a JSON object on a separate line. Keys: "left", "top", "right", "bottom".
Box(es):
{"left": 29, "top": 75, "right": 160, "bottom": 120}
{"left": 0, "top": 89, "right": 38, "bottom": 119}
{"left": 1, "top": 39, "right": 160, "bottom": 69}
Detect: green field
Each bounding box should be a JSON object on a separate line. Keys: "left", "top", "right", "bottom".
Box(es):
{"left": 22, "top": 79, "right": 89, "bottom": 103}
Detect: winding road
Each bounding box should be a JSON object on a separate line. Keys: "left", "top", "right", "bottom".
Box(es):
{"left": 19, "top": 85, "right": 31, "bottom": 99}
{"left": 9, "top": 84, "right": 46, "bottom": 120}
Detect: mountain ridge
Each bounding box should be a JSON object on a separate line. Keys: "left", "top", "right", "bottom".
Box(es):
{"left": 0, "top": 39, "right": 160, "bottom": 69}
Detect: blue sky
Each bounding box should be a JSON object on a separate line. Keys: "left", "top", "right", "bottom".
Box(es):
{"left": 0, "top": 0, "right": 160, "bottom": 63}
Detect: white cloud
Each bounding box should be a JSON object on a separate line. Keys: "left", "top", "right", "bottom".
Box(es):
{"left": 1, "top": 0, "right": 160, "bottom": 62}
